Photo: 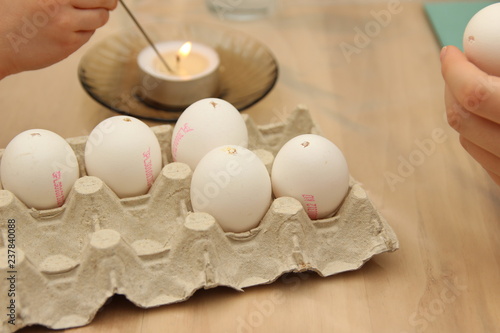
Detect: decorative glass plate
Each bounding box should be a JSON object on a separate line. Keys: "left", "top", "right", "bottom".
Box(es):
{"left": 78, "top": 21, "right": 279, "bottom": 122}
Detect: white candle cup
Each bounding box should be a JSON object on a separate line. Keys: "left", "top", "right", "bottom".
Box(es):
{"left": 137, "top": 41, "right": 220, "bottom": 109}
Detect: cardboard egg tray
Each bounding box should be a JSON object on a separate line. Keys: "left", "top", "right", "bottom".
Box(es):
{"left": 0, "top": 106, "right": 398, "bottom": 332}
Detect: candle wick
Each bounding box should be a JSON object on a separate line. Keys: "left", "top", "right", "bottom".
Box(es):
{"left": 176, "top": 54, "right": 181, "bottom": 67}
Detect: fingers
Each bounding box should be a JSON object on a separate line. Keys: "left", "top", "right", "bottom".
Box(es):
{"left": 73, "top": 8, "right": 110, "bottom": 31}
{"left": 68, "top": 0, "right": 117, "bottom": 31}
{"left": 54, "top": 7, "right": 110, "bottom": 32}
{"left": 444, "top": 85, "right": 470, "bottom": 130}
{"left": 441, "top": 45, "right": 500, "bottom": 124}
{"left": 446, "top": 84, "right": 500, "bottom": 159}
{"left": 457, "top": 111, "right": 500, "bottom": 158}
{"left": 55, "top": 30, "right": 95, "bottom": 57}
{"left": 71, "top": 0, "right": 118, "bottom": 10}
{"left": 460, "top": 136, "right": 500, "bottom": 184}
{"left": 74, "top": 30, "right": 95, "bottom": 45}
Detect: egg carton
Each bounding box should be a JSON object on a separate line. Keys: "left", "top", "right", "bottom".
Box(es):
{"left": 0, "top": 106, "right": 399, "bottom": 333}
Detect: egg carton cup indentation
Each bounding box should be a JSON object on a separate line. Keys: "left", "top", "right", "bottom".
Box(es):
{"left": 0, "top": 106, "right": 398, "bottom": 332}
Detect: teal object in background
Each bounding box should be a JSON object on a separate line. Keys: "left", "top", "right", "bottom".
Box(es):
{"left": 424, "top": 2, "right": 495, "bottom": 51}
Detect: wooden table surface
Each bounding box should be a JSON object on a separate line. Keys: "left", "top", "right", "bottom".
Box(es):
{"left": 1, "top": 1, "right": 499, "bottom": 332}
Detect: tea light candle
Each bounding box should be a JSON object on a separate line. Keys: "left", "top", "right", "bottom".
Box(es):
{"left": 137, "top": 41, "right": 220, "bottom": 108}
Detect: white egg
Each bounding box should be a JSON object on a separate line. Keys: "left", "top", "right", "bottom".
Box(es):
{"left": 463, "top": 3, "right": 500, "bottom": 76}
{"left": 171, "top": 98, "right": 248, "bottom": 170}
{"left": 271, "top": 134, "right": 349, "bottom": 220}
{"left": 190, "top": 145, "right": 272, "bottom": 233}
{"left": 0, "top": 129, "right": 79, "bottom": 209}
{"left": 85, "top": 116, "right": 163, "bottom": 198}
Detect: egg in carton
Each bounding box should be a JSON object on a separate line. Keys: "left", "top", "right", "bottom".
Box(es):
{"left": 0, "top": 106, "right": 399, "bottom": 332}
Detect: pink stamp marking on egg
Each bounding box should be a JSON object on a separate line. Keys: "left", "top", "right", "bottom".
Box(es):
{"left": 302, "top": 194, "right": 315, "bottom": 202}
{"left": 52, "top": 171, "right": 65, "bottom": 207}
{"left": 172, "top": 123, "right": 194, "bottom": 159}
{"left": 302, "top": 194, "right": 318, "bottom": 219}
{"left": 143, "top": 147, "right": 154, "bottom": 187}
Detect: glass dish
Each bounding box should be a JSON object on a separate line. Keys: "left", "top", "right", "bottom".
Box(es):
{"left": 78, "top": 21, "right": 279, "bottom": 122}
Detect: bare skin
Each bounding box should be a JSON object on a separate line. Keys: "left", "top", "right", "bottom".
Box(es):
{"left": 0, "top": 0, "right": 118, "bottom": 79}
{"left": 440, "top": 45, "right": 500, "bottom": 186}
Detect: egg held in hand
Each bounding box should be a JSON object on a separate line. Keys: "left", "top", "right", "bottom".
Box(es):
{"left": 0, "top": 129, "right": 80, "bottom": 209}
{"left": 271, "top": 134, "right": 349, "bottom": 220}
{"left": 463, "top": 3, "right": 500, "bottom": 76}
{"left": 190, "top": 145, "right": 272, "bottom": 233}
{"left": 171, "top": 98, "right": 248, "bottom": 171}
{"left": 84, "top": 116, "right": 163, "bottom": 198}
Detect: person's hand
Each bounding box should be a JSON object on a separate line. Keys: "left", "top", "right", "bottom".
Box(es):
{"left": 440, "top": 45, "right": 500, "bottom": 186}
{"left": 0, "top": 0, "right": 118, "bottom": 79}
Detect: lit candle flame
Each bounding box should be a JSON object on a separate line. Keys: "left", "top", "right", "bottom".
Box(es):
{"left": 178, "top": 42, "right": 192, "bottom": 58}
